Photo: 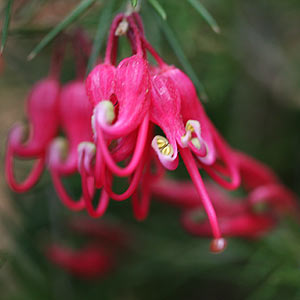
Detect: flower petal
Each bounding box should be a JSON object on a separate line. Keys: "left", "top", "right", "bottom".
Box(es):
{"left": 85, "top": 64, "right": 116, "bottom": 106}
{"left": 10, "top": 78, "right": 60, "bottom": 157}
{"left": 95, "top": 55, "right": 150, "bottom": 139}
{"left": 150, "top": 74, "right": 185, "bottom": 170}
{"left": 163, "top": 67, "right": 216, "bottom": 165}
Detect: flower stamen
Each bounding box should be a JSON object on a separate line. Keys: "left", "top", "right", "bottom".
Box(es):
{"left": 95, "top": 100, "right": 115, "bottom": 126}
{"left": 186, "top": 122, "right": 195, "bottom": 133}
{"left": 155, "top": 136, "right": 174, "bottom": 156}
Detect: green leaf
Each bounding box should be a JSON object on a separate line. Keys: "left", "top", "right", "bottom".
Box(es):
{"left": 86, "top": 0, "right": 115, "bottom": 74}
{"left": 156, "top": 14, "right": 208, "bottom": 101}
{"left": 1, "top": 0, "right": 14, "bottom": 55}
{"left": 131, "top": 0, "right": 138, "bottom": 7}
{"left": 148, "top": 0, "right": 167, "bottom": 20}
{"left": 187, "top": 0, "right": 220, "bottom": 34}
{"left": 27, "top": 0, "right": 96, "bottom": 60}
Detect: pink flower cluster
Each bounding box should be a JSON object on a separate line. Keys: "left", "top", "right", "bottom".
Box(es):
{"left": 5, "top": 13, "right": 298, "bottom": 253}
{"left": 5, "top": 30, "right": 93, "bottom": 208}
{"left": 152, "top": 152, "right": 297, "bottom": 239}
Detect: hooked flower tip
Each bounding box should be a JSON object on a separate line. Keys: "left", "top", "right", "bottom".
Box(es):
{"left": 9, "top": 123, "right": 29, "bottom": 148}
{"left": 78, "top": 142, "right": 96, "bottom": 175}
{"left": 210, "top": 238, "right": 227, "bottom": 254}
{"left": 151, "top": 135, "right": 178, "bottom": 170}
{"left": 181, "top": 120, "right": 214, "bottom": 164}
{"left": 181, "top": 120, "right": 201, "bottom": 146}
{"left": 94, "top": 100, "right": 115, "bottom": 127}
{"left": 48, "top": 137, "right": 69, "bottom": 167}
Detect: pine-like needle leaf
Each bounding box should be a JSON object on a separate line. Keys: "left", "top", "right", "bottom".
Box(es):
{"left": 86, "top": 0, "right": 115, "bottom": 74}
{"left": 187, "top": 0, "right": 220, "bottom": 34}
{"left": 27, "top": 0, "right": 96, "bottom": 60}
{"left": 148, "top": 0, "right": 167, "bottom": 20}
{"left": 1, "top": 0, "right": 14, "bottom": 55}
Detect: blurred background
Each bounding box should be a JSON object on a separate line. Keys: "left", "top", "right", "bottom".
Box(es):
{"left": 1, "top": 0, "right": 300, "bottom": 299}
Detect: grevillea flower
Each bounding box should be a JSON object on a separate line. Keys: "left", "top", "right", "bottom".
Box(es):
{"left": 6, "top": 11, "right": 296, "bottom": 254}
{"left": 77, "top": 12, "right": 246, "bottom": 252}
{"left": 5, "top": 43, "right": 64, "bottom": 192}
{"left": 140, "top": 15, "right": 239, "bottom": 251}
{"left": 141, "top": 33, "right": 240, "bottom": 190}
{"left": 48, "top": 30, "right": 94, "bottom": 211}
{"left": 5, "top": 30, "right": 96, "bottom": 214}
{"left": 79, "top": 13, "right": 152, "bottom": 220}
{"left": 86, "top": 13, "right": 150, "bottom": 141}
{"left": 152, "top": 179, "right": 274, "bottom": 239}
{"left": 48, "top": 80, "right": 93, "bottom": 211}
{"left": 151, "top": 151, "right": 297, "bottom": 239}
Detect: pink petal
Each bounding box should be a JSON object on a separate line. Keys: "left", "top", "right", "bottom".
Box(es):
{"left": 10, "top": 78, "right": 60, "bottom": 157}
{"left": 85, "top": 63, "right": 116, "bottom": 106}
{"left": 161, "top": 66, "right": 216, "bottom": 165}
{"left": 95, "top": 55, "right": 150, "bottom": 139}
{"left": 150, "top": 74, "right": 185, "bottom": 170}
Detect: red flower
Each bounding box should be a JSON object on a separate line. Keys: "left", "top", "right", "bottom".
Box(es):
{"left": 5, "top": 43, "right": 63, "bottom": 192}
{"left": 151, "top": 151, "right": 298, "bottom": 240}
{"left": 79, "top": 14, "right": 152, "bottom": 220}
{"left": 48, "top": 80, "right": 93, "bottom": 211}
{"left": 6, "top": 12, "right": 297, "bottom": 253}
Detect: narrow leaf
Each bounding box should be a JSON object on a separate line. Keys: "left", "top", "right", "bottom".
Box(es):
{"left": 27, "top": 0, "right": 96, "bottom": 60}
{"left": 86, "top": 0, "right": 115, "bottom": 74}
{"left": 156, "top": 14, "right": 208, "bottom": 101}
{"left": 1, "top": 0, "right": 14, "bottom": 55}
{"left": 187, "top": 0, "right": 220, "bottom": 34}
{"left": 148, "top": 0, "right": 167, "bottom": 20}
{"left": 131, "top": 0, "right": 138, "bottom": 7}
